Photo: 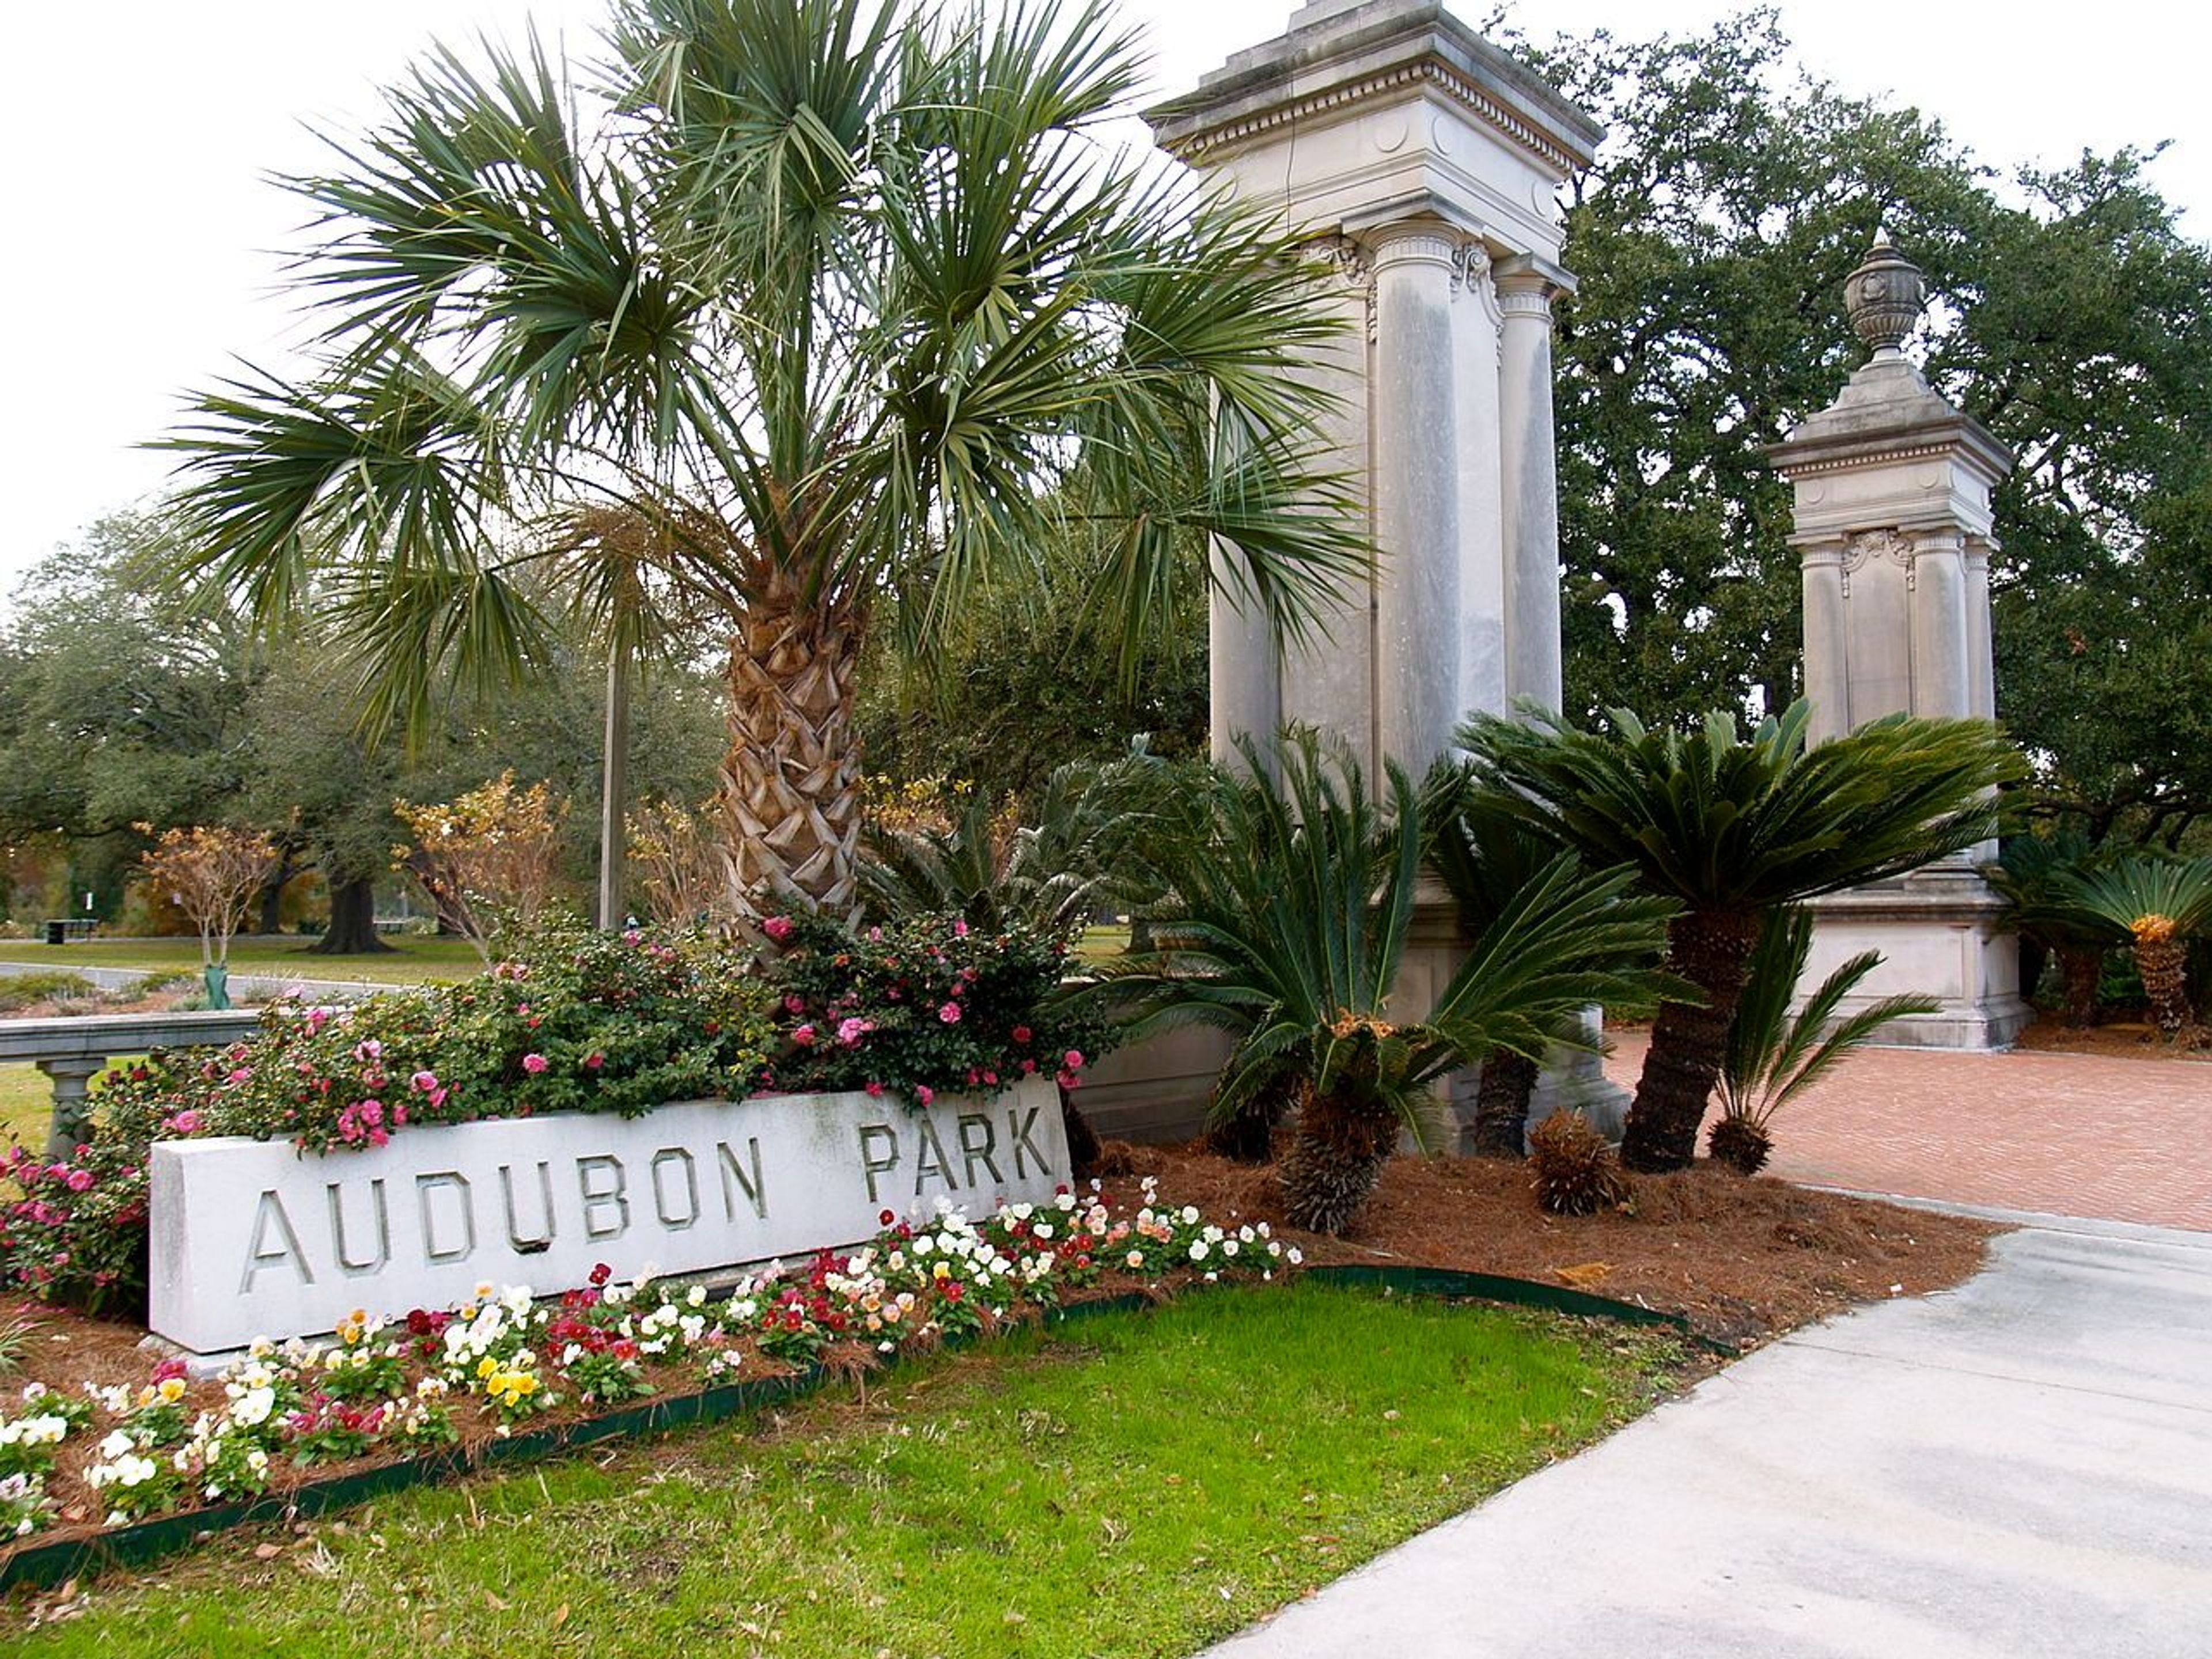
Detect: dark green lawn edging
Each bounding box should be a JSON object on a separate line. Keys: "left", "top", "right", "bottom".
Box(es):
{"left": 0, "top": 1270, "right": 1716, "bottom": 1597}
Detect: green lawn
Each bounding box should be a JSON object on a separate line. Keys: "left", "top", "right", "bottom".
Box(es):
{"left": 6, "top": 1285, "right": 1675, "bottom": 1657}
{"left": 1, "top": 1065, "right": 49, "bottom": 1147}
{"left": 0, "top": 935, "right": 484, "bottom": 987}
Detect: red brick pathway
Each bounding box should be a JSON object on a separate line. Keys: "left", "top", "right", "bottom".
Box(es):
{"left": 1601, "top": 1032, "right": 2212, "bottom": 1232}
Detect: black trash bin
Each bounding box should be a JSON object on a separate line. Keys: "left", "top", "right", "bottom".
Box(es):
{"left": 44, "top": 920, "right": 67, "bottom": 945}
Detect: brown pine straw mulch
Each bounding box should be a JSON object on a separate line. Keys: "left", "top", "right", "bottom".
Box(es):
{"left": 1112, "top": 1139, "right": 1997, "bottom": 1350}
{"left": 2013, "top": 1014, "right": 2212, "bottom": 1062}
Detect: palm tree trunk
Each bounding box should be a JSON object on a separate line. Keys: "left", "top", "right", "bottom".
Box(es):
{"left": 1278, "top": 1088, "right": 1397, "bottom": 1234}
{"left": 718, "top": 573, "right": 865, "bottom": 919}
{"left": 2058, "top": 946, "right": 2103, "bottom": 1027}
{"left": 2135, "top": 937, "right": 2191, "bottom": 1033}
{"left": 1623, "top": 908, "right": 1764, "bottom": 1173}
{"left": 1470, "top": 1048, "right": 1539, "bottom": 1158}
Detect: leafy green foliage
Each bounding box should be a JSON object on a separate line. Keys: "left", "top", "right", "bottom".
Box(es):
{"left": 759, "top": 910, "right": 1103, "bottom": 1106}
{"left": 1514, "top": 13, "right": 2212, "bottom": 835}
{"left": 157, "top": 0, "right": 1365, "bottom": 748}
{"left": 1461, "top": 700, "right": 2021, "bottom": 912}
{"left": 1092, "top": 733, "right": 1678, "bottom": 1159}
{"left": 1711, "top": 908, "right": 1938, "bottom": 1172}
{"left": 2051, "top": 855, "right": 2212, "bottom": 946}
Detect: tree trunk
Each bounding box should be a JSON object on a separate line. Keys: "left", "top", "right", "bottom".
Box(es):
{"left": 256, "top": 858, "right": 293, "bottom": 937}
{"left": 1470, "top": 1048, "right": 1540, "bottom": 1158}
{"left": 2135, "top": 937, "right": 2191, "bottom": 1033}
{"left": 2058, "top": 946, "right": 2103, "bottom": 1027}
{"left": 1622, "top": 907, "right": 1764, "bottom": 1173}
{"left": 310, "top": 875, "right": 396, "bottom": 955}
{"left": 1278, "top": 1088, "right": 1397, "bottom": 1234}
{"left": 718, "top": 574, "right": 865, "bottom": 919}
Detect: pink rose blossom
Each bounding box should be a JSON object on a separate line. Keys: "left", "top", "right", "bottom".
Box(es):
{"left": 953, "top": 919, "right": 969, "bottom": 937}
{"left": 762, "top": 916, "right": 794, "bottom": 942}
{"left": 783, "top": 994, "right": 806, "bottom": 1015}
{"left": 1012, "top": 1026, "right": 1032, "bottom": 1045}
{"left": 169, "top": 1110, "right": 202, "bottom": 1135}
{"left": 865, "top": 1081, "right": 885, "bottom": 1097}
{"left": 64, "top": 1170, "right": 93, "bottom": 1193}
{"left": 584, "top": 1052, "right": 605, "bottom": 1071}
{"left": 522, "top": 1053, "right": 550, "bottom": 1075}
{"left": 1063, "top": 1050, "right": 1085, "bottom": 1071}
{"left": 792, "top": 1024, "right": 817, "bottom": 1046}
{"left": 915, "top": 1085, "right": 934, "bottom": 1107}
{"left": 836, "top": 1016, "right": 871, "bottom": 1046}
{"left": 938, "top": 1002, "right": 962, "bottom": 1025}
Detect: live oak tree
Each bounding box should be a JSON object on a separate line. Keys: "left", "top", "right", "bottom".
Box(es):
{"left": 1514, "top": 12, "right": 2212, "bottom": 837}
{"left": 161, "top": 0, "right": 1362, "bottom": 921}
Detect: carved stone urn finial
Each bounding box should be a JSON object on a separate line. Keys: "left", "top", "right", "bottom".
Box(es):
{"left": 1844, "top": 225, "right": 1926, "bottom": 360}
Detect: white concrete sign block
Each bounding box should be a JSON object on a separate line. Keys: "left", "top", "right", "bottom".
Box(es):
{"left": 149, "top": 1080, "right": 1069, "bottom": 1354}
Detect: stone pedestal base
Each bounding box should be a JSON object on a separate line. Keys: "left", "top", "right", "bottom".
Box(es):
{"left": 1804, "top": 868, "right": 2031, "bottom": 1050}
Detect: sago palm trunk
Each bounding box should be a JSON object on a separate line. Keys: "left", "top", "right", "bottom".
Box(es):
{"left": 718, "top": 574, "right": 865, "bottom": 920}
{"left": 2134, "top": 934, "right": 2191, "bottom": 1033}
{"left": 1623, "top": 908, "right": 1764, "bottom": 1173}
{"left": 1470, "top": 1048, "right": 1539, "bottom": 1158}
{"left": 1279, "top": 1087, "right": 1397, "bottom": 1235}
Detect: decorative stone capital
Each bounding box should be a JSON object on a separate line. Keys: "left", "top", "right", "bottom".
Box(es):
{"left": 1366, "top": 222, "right": 1462, "bottom": 272}
{"left": 1491, "top": 251, "right": 1573, "bottom": 324}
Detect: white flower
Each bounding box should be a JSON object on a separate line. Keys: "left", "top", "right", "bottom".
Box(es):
{"left": 1287, "top": 1247, "right": 1304, "bottom": 1266}
{"left": 1223, "top": 1238, "right": 1241, "bottom": 1257}
{"left": 229, "top": 1388, "right": 275, "bottom": 1429}
{"left": 1188, "top": 1241, "right": 1209, "bottom": 1262}
{"left": 98, "top": 1430, "right": 134, "bottom": 1461}
{"left": 1180, "top": 1205, "right": 1200, "bottom": 1226}
{"left": 1032, "top": 1222, "right": 1054, "bottom": 1241}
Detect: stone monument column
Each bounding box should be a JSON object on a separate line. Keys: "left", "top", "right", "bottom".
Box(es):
{"left": 1495, "top": 256, "right": 1570, "bottom": 711}
{"left": 1148, "top": 1, "right": 1624, "bottom": 1140}
{"left": 1768, "top": 230, "right": 2029, "bottom": 1047}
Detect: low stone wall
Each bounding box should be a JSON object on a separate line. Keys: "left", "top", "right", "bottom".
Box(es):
{"left": 151, "top": 1077, "right": 1071, "bottom": 1355}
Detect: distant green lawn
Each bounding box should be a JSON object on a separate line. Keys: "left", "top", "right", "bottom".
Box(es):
{"left": 0, "top": 1065, "right": 46, "bottom": 1146}
{"left": 5, "top": 1284, "right": 1676, "bottom": 1658}
{"left": 0, "top": 935, "right": 483, "bottom": 987}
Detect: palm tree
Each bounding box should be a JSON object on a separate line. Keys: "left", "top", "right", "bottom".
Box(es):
{"left": 1429, "top": 788, "right": 1613, "bottom": 1158}
{"left": 1709, "top": 908, "right": 1938, "bottom": 1175}
{"left": 159, "top": 0, "right": 1363, "bottom": 921}
{"left": 1983, "top": 830, "right": 2111, "bottom": 1027}
{"left": 2053, "top": 855, "right": 2212, "bottom": 1033}
{"left": 1086, "top": 733, "right": 1678, "bottom": 1233}
{"left": 1461, "top": 700, "right": 2020, "bottom": 1173}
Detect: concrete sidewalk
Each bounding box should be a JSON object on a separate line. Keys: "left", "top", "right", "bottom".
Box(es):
{"left": 1204, "top": 1221, "right": 2212, "bottom": 1658}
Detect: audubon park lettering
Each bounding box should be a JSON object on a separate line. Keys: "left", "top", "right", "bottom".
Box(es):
{"left": 150, "top": 1080, "right": 1069, "bottom": 1355}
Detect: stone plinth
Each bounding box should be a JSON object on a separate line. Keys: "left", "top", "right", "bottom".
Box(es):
{"left": 150, "top": 1080, "right": 1069, "bottom": 1354}
{"left": 1769, "top": 232, "right": 2022, "bottom": 1048}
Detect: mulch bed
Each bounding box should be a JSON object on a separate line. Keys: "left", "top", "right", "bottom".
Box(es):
{"left": 1112, "top": 1141, "right": 1997, "bottom": 1350}
{"left": 2013, "top": 1014, "right": 2211, "bottom": 1062}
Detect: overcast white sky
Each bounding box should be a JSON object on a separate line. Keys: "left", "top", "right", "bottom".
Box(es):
{"left": 1, "top": 0, "right": 2203, "bottom": 600}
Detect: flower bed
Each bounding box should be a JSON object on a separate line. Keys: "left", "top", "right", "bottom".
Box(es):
{"left": 1, "top": 916, "right": 1101, "bottom": 1317}
{"left": 0, "top": 1179, "right": 1297, "bottom": 1577}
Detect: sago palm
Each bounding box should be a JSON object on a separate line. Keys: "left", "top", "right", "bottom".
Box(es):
{"left": 1462, "top": 700, "right": 2020, "bottom": 1173}
{"left": 160, "top": 0, "right": 1363, "bottom": 920}
{"left": 1709, "top": 908, "right": 1938, "bottom": 1176}
{"left": 1429, "top": 787, "right": 1627, "bottom": 1158}
{"left": 1086, "top": 733, "right": 1678, "bottom": 1233}
{"left": 1983, "top": 830, "right": 2111, "bottom": 1027}
{"left": 2054, "top": 854, "right": 2212, "bottom": 1033}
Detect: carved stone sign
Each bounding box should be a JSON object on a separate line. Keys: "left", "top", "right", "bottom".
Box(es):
{"left": 149, "top": 1079, "right": 1069, "bottom": 1354}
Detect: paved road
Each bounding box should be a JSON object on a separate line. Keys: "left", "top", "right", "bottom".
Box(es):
{"left": 1602, "top": 1032, "right": 2212, "bottom": 1232}
{"left": 1203, "top": 1219, "right": 2212, "bottom": 1658}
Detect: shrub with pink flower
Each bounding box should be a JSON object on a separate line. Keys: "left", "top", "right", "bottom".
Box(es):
{"left": 762, "top": 912, "right": 1108, "bottom": 1109}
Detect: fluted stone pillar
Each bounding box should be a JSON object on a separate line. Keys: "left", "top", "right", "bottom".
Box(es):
{"left": 1371, "top": 224, "right": 1465, "bottom": 771}
{"left": 1768, "top": 230, "right": 2026, "bottom": 1048}
{"left": 1496, "top": 257, "right": 1569, "bottom": 711}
